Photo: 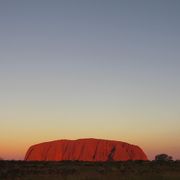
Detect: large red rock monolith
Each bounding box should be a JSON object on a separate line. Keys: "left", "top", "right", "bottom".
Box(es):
{"left": 25, "top": 138, "right": 148, "bottom": 161}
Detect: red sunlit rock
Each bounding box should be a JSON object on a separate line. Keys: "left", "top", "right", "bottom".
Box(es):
{"left": 25, "top": 138, "right": 148, "bottom": 161}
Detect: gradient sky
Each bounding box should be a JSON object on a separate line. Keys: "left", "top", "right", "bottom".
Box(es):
{"left": 0, "top": 0, "right": 180, "bottom": 160}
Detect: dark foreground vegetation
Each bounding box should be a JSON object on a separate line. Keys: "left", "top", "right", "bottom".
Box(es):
{"left": 0, "top": 160, "right": 180, "bottom": 180}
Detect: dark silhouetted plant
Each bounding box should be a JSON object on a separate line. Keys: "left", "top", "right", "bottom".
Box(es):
{"left": 155, "top": 154, "right": 173, "bottom": 161}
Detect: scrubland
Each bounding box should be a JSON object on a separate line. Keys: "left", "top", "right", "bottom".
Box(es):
{"left": 0, "top": 160, "right": 180, "bottom": 180}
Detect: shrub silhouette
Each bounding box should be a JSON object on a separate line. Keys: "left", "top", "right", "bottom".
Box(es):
{"left": 155, "top": 154, "right": 173, "bottom": 161}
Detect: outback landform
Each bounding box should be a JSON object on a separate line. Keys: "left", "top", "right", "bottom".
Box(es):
{"left": 25, "top": 138, "right": 148, "bottom": 161}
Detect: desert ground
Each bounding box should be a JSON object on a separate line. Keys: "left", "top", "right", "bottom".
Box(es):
{"left": 1, "top": 160, "right": 180, "bottom": 180}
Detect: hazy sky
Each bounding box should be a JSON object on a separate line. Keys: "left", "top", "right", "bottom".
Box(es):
{"left": 0, "top": 0, "right": 180, "bottom": 160}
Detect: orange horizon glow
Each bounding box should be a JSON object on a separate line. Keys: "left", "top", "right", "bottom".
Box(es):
{"left": 1, "top": 136, "right": 180, "bottom": 160}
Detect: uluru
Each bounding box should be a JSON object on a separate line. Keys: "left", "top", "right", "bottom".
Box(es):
{"left": 25, "top": 138, "right": 148, "bottom": 161}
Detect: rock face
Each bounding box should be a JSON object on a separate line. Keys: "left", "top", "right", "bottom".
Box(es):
{"left": 25, "top": 138, "right": 148, "bottom": 161}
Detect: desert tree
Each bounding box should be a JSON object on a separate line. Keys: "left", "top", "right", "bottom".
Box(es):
{"left": 155, "top": 154, "right": 173, "bottom": 161}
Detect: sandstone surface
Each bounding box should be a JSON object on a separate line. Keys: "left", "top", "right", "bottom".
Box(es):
{"left": 25, "top": 138, "right": 148, "bottom": 161}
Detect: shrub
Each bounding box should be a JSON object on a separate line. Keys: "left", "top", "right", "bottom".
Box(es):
{"left": 155, "top": 154, "right": 173, "bottom": 161}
